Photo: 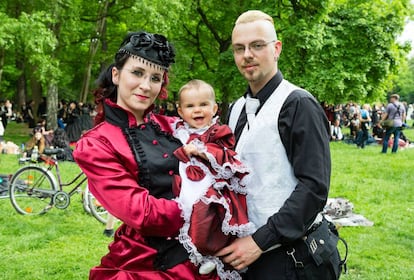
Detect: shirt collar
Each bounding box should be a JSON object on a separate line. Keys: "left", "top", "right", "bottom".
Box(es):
{"left": 245, "top": 71, "right": 284, "bottom": 106}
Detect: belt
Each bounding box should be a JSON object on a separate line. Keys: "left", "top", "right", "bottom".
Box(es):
{"left": 145, "top": 236, "right": 189, "bottom": 271}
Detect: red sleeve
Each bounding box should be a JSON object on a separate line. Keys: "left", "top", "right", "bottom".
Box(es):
{"left": 199, "top": 124, "right": 239, "bottom": 166}
{"left": 73, "top": 130, "right": 183, "bottom": 237}
{"left": 173, "top": 146, "right": 190, "bottom": 163}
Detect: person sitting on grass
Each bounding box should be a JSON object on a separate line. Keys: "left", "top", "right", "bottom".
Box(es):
{"left": 23, "top": 126, "right": 46, "bottom": 159}
{"left": 330, "top": 119, "right": 344, "bottom": 141}
{"left": 51, "top": 128, "right": 74, "bottom": 162}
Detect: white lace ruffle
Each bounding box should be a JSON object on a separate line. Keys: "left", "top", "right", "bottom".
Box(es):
{"left": 176, "top": 164, "right": 255, "bottom": 280}
{"left": 176, "top": 192, "right": 254, "bottom": 280}
{"left": 190, "top": 138, "right": 251, "bottom": 182}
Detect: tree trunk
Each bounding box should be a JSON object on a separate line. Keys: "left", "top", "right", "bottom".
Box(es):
{"left": 46, "top": 83, "right": 58, "bottom": 130}
{"left": 16, "top": 56, "right": 26, "bottom": 112}
{"left": 30, "top": 66, "right": 43, "bottom": 122}
{"left": 79, "top": 0, "right": 110, "bottom": 103}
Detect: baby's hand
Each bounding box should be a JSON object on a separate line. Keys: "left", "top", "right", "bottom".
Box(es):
{"left": 183, "top": 144, "right": 199, "bottom": 157}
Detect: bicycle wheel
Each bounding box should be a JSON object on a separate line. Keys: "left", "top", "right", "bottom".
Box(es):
{"left": 85, "top": 185, "right": 108, "bottom": 224}
{"left": 9, "top": 166, "right": 58, "bottom": 215}
{"left": 81, "top": 187, "right": 91, "bottom": 214}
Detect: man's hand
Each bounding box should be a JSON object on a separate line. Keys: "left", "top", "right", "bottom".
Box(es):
{"left": 215, "top": 236, "right": 263, "bottom": 271}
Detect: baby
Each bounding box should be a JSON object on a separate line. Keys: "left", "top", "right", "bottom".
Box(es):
{"left": 172, "top": 79, "right": 254, "bottom": 279}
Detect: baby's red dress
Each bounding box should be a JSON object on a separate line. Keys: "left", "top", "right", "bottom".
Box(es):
{"left": 172, "top": 119, "right": 254, "bottom": 280}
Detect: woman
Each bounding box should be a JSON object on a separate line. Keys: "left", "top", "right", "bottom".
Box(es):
{"left": 24, "top": 126, "right": 46, "bottom": 158}
{"left": 64, "top": 101, "right": 83, "bottom": 143}
{"left": 73, "top": 31, "right": 219, "bottom": 279}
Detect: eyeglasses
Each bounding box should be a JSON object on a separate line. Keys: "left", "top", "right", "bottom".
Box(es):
{"left": 232, "top": 40, "right": 276, "bottom": 55}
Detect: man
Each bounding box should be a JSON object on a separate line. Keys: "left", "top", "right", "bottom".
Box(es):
{"left": 381, "top": 94, "right": 406, "bottom": 153}
{"left": 217, "top": 10, "right": 333, "bottom": 279}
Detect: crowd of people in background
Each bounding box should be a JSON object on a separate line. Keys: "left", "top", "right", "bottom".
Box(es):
{"left": 0, "top": 98, "right": 97, "bottom": 160}
{"left": 323, "top": 98, "right": 413, "bottom": 150}
{"left": 1, "top": 98, "right": 96, "bottom": 142}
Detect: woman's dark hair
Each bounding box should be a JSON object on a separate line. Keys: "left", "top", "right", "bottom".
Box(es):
{"left": 92, "top": 64, "right": 115, "bottom": 126}
{"left": 52, "top": 128, "right": 70, "bottom": 148}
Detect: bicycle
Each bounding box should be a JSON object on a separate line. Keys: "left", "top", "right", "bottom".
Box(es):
{"left": 9, "top": 148, "right": 110, "bottom": 224}
{"left": 83, "top": 184, "right": 110, "bottom": 224}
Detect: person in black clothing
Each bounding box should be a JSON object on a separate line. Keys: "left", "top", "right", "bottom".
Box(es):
{"left": 217, "top": 10, "right": 335, "bottom": 280}
{"left": 371, "top": 104, "right": 381, "bottom": 127}
{"left": 64, "top": 101, "right": 83, "bottom": 142}
{"left": 26, "top": 100, "right": 36, "bottom": 129}
{"left": 37, "top": 97, "right": 47, "bottom": 119}
{"left": 57, "top": 99, "right": 68, "bottom": 128}
{"left": 0, "top": 100, "right": 7, "bottom": 131}
{"left": 51, "top": 128, "right": 74, "bottom": 161}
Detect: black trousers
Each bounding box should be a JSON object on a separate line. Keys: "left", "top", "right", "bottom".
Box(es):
{"left": 242, "top": 241, "right": 337, "bottom": 280}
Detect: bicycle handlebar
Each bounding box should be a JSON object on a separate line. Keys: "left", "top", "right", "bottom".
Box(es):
{"left": 43, "top": 148, "right": 65, "bottom": 155}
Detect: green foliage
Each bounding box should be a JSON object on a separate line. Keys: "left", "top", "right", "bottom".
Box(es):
{"left": 16, "top": 11, "right": 59, "bottom": 84}
{"left": 394, "top": 57, "right": 414, "bottom": 103}
{"left": 0, "top": 12, "right": 17, "bottom": 48}
{"left": 281, "top": 0, "right": 412, "bottom": 103}
{"left": 0, "top": 0, "right": 413, "bottom": 108}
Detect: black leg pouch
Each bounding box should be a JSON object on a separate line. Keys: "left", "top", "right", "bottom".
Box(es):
{"left": 288, "top": 218, "right": 348, "bottom": 280}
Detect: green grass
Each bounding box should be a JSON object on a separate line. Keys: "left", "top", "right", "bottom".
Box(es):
{"left": 329, "top": 129, "right": 414, "bottom": 280}
{"left": 1, "top": 122, "right": 413, "bottom": 279}
{"left": 2, "top": 121, "right": 34, "bottom": 146}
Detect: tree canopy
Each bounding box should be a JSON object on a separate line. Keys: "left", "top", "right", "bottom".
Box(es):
{"left": 0, "top": 0, "right": 413, "bottom": 128}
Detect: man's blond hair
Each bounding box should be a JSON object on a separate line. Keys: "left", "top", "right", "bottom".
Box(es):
{"left": 234, "top": 10, "right": 277, "bottom": 40}
{"left": 235, "top": 10, "right": 274, "bottom": 25}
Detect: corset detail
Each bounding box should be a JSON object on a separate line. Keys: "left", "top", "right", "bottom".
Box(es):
{"left": 124, "top": 120, "right": 182, "bottom": 199}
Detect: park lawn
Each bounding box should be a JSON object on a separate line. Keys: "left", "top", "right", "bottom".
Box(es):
{"left": 0, "top": 122, "right": 413, "bottom": 279}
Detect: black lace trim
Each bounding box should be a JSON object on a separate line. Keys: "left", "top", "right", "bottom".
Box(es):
{"left": 123, "top": 127, "right": 151, "bottom": 190}
{"left": 147, "top": 118, "right": 182, "bottom": 145}
{"left": 123, "top": 119, "right": 181, "bottom": 192}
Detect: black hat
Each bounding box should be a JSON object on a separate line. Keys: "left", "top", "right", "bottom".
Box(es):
{"left": 116, "top": 31, "right": 175, "bottom": 70}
